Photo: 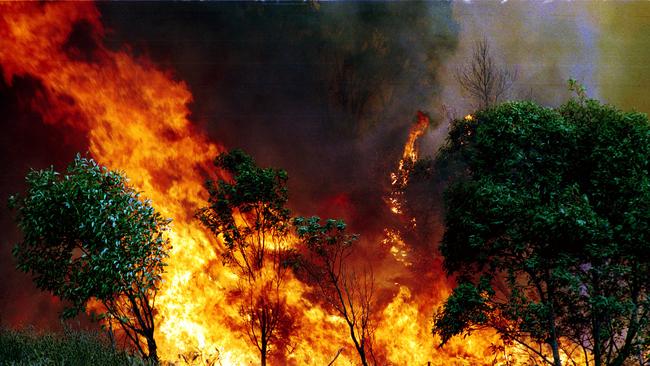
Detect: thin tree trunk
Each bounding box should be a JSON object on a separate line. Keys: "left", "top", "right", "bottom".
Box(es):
{"left": 548, "top": 333, "right": 562, "bottom": 366}
{"left": 108, "top": 317, "right": 116, "bottom": 352}
{"left": 593, "top": 272, "right": 602, "bottom": 366}
{"left": 145, "top": 331, "right": 158, "bottom": 364}
{"left": 261, "top": 337, "right": 267, "bottom": 366}
{"left": 610, "top": 284, "right": 641, "bottom": 366}
{"left": 547, "top": 283, "right": 563, "bottom": 366}
{"left": 327, "top": 348, "right": 343, "bottom": 366}
{"left": 348, "top": 324, "right": 368, "bottom": 366}
{"left": 593, "top": 318, "right": 601, "bottom": 366}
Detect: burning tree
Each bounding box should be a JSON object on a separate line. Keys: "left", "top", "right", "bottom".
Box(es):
{"left": 197, "top": 150, "right": 295, "bottom": 366}
{"left": 433, "top": 93, "right": 650, "bottom": 365}
{"left": 293, "top": 216, "right": 376, "bottom": 366}
{"left": 8, "top": 155, "right": 171, "bottom": 362}
{"left": 455, "top": 37, "right": 517, "bottom": 109}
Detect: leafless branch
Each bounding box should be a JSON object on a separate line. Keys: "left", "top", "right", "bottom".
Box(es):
{"left": 455, "top": 37, "right": 517, "bottom": 109}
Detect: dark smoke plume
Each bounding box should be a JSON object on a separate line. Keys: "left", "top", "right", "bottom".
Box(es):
{"left": 97, "top": 3, "right": 458, "bottom": 230}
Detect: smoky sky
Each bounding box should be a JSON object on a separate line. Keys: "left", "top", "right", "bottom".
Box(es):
{"left": 96, "top": 1, "right": 458, "bottom": 232}
{"left": 0, "top": 75, "right": 89, "bottom": 328}
{"left": 0, "top": 2, "right": 459, "bottom": 328}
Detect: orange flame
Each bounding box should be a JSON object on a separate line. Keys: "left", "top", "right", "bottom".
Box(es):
{"left": 387, "top": 111, "right": 429, "bottom": 218}
{"left": 402, "top": 111, "right": 430, "bottom": 163}
{"left": 1, "top": 3, "right": 534, "bottom": 365}
{"left": 383, "top": 111, "right": 430, "bottom": 265}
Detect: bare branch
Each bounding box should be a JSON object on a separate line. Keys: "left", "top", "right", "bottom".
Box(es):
{"left": 455, "top": 37, "right": 517, "bottom": 109}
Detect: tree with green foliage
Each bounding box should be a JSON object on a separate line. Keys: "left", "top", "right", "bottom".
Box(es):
{"left": 293, "top": 216, "right": 376, "bottom": 366}
{"left": 432, "top": 93, "right": 650, "bottom": 365}
{"left": 197, "top": 150, "right": 295, "bottom": 366}
{"left": 8, "top": 155, "right": 171, "bottom": 363}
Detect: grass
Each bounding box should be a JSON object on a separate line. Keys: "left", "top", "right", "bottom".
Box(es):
{"left": 0, "top": 326, "right": 148, "bottom": 366}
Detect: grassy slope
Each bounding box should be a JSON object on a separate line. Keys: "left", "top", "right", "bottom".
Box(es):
{"left": 0, "top": 327, "right": 147, "bottom": 366}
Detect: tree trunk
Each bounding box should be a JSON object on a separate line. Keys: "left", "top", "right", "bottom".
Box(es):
{"left": 638, "top": 349, "right": 645, "bottom": 366}
{"left": 546, "top": 283, "right": 562, "bottom": 366}
{"left": 355, "top": 344, "right": 368, "bottom": 366}
{"left": 592, "top": 272, "right": 602, "bottom": 366}
{"left": 145, "top": 332, "right": 158, "bottom": 364}
{"left": 348, "top": 325, "right": 369, "bottom": 366}
{"left": 610, "top": 284, "right": 641, "bottom": 366}
{"left": 548, "top": 333, "right": 562, "bottom": 366}
{"left": 260, "top": 336, "right": 268, "bottom": 366}
{"left": 593, "top": 317, "right": 601, "bottom": 366}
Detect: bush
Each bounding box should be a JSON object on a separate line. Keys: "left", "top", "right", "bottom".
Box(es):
{"left": 0, "top": 326, "right": 148, "bottom": 366}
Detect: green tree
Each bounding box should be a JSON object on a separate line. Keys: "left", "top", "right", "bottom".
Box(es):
{"left": 8, "top": 155, "right": 170, "bottom": 362}
{"left": 197, "top": 150, "right": 294, "bottom": 366}
{"left": 432, "top": 96, "right": 650, "bottom": 365}
{"left": 293, "top": 216, "right": 376, "bottom": 366}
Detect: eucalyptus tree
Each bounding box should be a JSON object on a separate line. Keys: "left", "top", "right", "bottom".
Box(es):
{"left": 433, "top": 93, "right": 650, "bottom": 366}
{"left": 9, "top": 155, "right": 170, "bottom": 362}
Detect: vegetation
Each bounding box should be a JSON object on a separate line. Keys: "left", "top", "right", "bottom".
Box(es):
{"left": 455, "top": 38, "right": 517, "bottom": 110}
{"left": 293, "top": 216, "right": 376, "bottom": 366}
{"left": 197, "top": 150, "right": 295, "bottom": 366}
{"left": 8, "top": 155, "right": 171, "bottom": 362}
{"left": 432, "top": 90, "right": 650, "bottom": 365}
{"left": 0, "top": 326, "right": 149, "bottom": 366}
{"left": 197, "top": 150, "right": 379, "bottom": 365}
{"left": 9, "top": 88, "right": 649, "bottom": 366}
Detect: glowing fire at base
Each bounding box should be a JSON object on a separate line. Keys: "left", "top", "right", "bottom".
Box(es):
{"left": 1, "top": 3, "right": 526, "bottom": 365}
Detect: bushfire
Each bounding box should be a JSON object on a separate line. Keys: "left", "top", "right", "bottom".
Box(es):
{"left": 1, "top": 2, "right": 526, "bottom": 365}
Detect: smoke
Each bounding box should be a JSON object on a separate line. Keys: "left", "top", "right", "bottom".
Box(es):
{"left": 96, "top": 2, "right": 460, "bottom": 255}
{"left": 591, "top": 3, "right": 650, "bottom": 113}
{"left": 0, "top": 74, "right": 88, "bottom": 328}
{"left": 436, "top": 1, "right": 601, "bottom": 117}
